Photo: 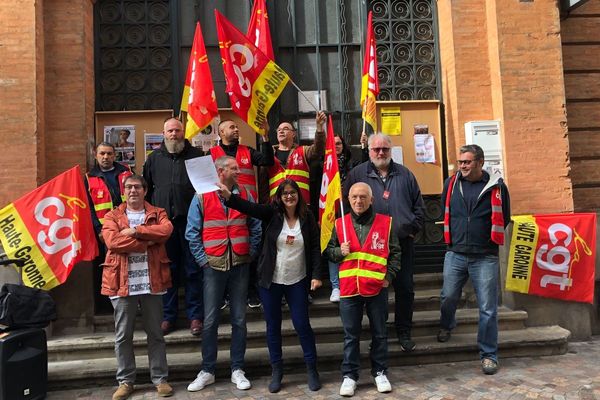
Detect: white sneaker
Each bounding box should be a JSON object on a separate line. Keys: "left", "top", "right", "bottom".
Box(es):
{"left": 330, "top": 288, "right": 340, "bottom": 303}
{"left": 187, "top": 370, "right": 215, "bottom": 392}
{"left": 231, "top": 369, "right": 251, "bottom": 390}
{"left": 374, "top": 372, "right": 392, "bottom": 393}
{"left": 339, "top": 376, "right": 357, "bottom": 397}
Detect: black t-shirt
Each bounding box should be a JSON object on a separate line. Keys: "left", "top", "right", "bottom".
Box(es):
{"left": 276, "top": 149, "right": 291, "bottom": 166}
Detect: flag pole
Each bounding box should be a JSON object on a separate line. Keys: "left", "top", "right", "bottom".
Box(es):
{"left": 338, "top": 194, "right": 348, "bottom": 243}
{"left": 361, "top": 103, "right": 367, "bottom": 149}
{"left": 289, "top": 78, "right": 320, "bottom": 112}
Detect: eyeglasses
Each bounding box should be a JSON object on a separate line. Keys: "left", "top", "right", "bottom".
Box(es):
{"left": 124, "top": 184, "right": 143, "bottom": 190}
{"left": 457, "top": 159, "right": 475, "bottom": 165}
{"left": 282, "top": 191, "right": 298, "bottom": 197}
{"left": 277, "top": 127, "right": 295, "bottom": 133}
{"left": 370, "top": 147, "right": 391, "bottom": 154}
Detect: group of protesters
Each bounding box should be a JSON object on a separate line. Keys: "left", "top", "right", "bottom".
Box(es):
{"left": 86, "top": 112, "right": 510, "bottom": 400}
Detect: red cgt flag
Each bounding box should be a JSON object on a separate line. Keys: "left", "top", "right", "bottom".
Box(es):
{"left": 180, "top": 22, "right": 219, "bottom": 139}
{"left": 506, "top": 213, "right": 596, "bottom": 303}
{"left": 247, "top": 0, "right": 274, "bottom": 61}
{"left": 360, "top": 11, "right": 379, "bottom": 132}
{"left": 0, "top": 166, "right": 98, "bottom": 290}
{"left": 319, "top": 115, "right": 342, "bottom": 252}
{"left": 215, "top": 10, "right": 289, "bottom": 134}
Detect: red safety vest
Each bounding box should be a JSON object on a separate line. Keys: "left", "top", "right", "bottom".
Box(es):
{"left": 201, "top": 190, "right": 250, "bottom": 257}
{"left": 210, "top": 145, "right": 257, "bottom": 200}
{"left": 336, "top": 213, "right": 391, "bottom": 298}
{"left": 267, "top": 146, "right": 310, "bottom": 203}
{"left": 86, "top": 167, "right": 132, "bottom": 224}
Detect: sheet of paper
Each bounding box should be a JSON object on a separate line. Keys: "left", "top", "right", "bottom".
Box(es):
{"left": 185, "top": 156, "right": 220, "bottom": 194}
{"left": 380, "top": 106, "right": 402, "bottom": 136}
{"left": 414, "top": 134, "right": 436, "bottom": 163}
{"left": 391, "top": 146, "right": 403, "bottom": 165}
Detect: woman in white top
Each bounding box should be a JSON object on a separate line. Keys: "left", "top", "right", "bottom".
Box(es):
{"left": 218, "top": 179, "right": 322, "bottom": 393}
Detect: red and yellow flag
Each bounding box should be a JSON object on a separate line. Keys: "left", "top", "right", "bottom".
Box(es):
{"left": 319, "top": 115, "right": 342, "bottom": 252}
{"left": 247, "top": 0, "right": 274, "bottom": 61}
{"left": 506, "top": 213, "right": 596, "bottom": 303}
{"left": 360, "top": 11, "right": 379, "bottom": 132}
{"left": 215, "top": 10, "right": 289, "bottom": 135}
{"left": 0, "top": 166, "right": 98, "bottom": 290}
{"left": 180, "top": 22, "right": 219, "bottom": 139}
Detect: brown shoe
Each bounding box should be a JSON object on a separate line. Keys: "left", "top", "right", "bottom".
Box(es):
{"left": 161, "top": 321, "right": 174, "bottom": 336}
{"left": 190, "top": 319, "right": 203, "bottom": 336}
{"left": 156, "top": 382, "right": 174, "bottom": 397}
{"left": 112, "top": 382, "right": 134, "bottom": 400}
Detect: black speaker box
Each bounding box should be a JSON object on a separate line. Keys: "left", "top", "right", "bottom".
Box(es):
{"left": 0, "top": 328, "right": 47, "bottom": 400}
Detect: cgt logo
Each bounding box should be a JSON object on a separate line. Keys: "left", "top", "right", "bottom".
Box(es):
{"left": 535, "top": 222, "right": 592, "bottom": 291}
{"left": 34, "top": 194, "right": 86, "bottom": 268}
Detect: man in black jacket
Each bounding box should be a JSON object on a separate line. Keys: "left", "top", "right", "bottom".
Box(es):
{"left": 143, "top": 117, "right": 204, "bottom": 336}
{"left": 344, "top": 133, "right": 425, "bottom": 352}
{"left": 437, "top": 144, "right": 510, "bottom": 375}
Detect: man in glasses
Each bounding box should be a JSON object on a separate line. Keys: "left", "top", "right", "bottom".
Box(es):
{"left": 258, "top": 111, "right": 327, "bottom": 206}
{"left": 437, "top": 144, "right": 510, "bottom": 375}
{"left": 344, "top": 133, "right": 425, "bottom": 352}
{"left": 101, "top": 175, "right": 174, "bottom": 400}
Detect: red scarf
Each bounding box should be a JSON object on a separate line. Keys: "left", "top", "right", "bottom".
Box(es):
{"left": 443, "top": 173, "right": 504, "bottom": 245}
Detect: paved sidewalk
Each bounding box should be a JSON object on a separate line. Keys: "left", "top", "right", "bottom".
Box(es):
{"left": 48, "top": 337, "right": 600, "bottom": 399}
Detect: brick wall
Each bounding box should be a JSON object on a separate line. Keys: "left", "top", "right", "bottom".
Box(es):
{"left": 0, "top": 0, "right": 43, "bottom": 206}
{"left": 0, "top": 0, "right": 94, "bottom": 207}
{"left": 0, "top": 0, "right": 96, "bottom": 333}
{"left": 438, "top": 0, "right": 573, "bottom": 214}
{"left": 43, "top": 0, "right": 95, "bottom": 181}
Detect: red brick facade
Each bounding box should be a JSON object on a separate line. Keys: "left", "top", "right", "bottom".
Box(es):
{"left": 438, "top": 0, "right": 574, "bottom": 215}
{"left": 0, "top": 0, "right": 95, "bottom": 207}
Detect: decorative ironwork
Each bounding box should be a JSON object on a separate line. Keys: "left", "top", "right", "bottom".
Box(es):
{"left": 95, "top": 0, "right": 174, "bottom": 111}
{"left": 369, "top": 0, "right": 440, "bottom": 100}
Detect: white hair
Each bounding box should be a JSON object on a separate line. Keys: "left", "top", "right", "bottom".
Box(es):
{"left": 367, "top": 133, "right": 392, "bottom": 149}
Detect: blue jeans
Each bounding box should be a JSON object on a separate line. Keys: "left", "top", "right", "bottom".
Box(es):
{"left": 328, "top": 260, "right": 339, "bottom": 290}
{"left": 393, "top": 237, "right": 415, "bottom": 335}
{"left": 162, "top": 217, "right": 203, "bottom": 323}
{"left": 339, "top": 288, "right": 389, "bottom": 381}
{"left": 259, "top": 278, "right": 317, "bottom": 365}
{"left": 201, "top": 264, "right": 249, "bottom": 373}
{"left": 440, "top": 251, "right": 499, "bottom": 361}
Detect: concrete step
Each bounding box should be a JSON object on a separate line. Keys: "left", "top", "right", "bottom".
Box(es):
{"left": 49, "top": 307, "right": 527, "bottom": 362}
{"left": 92, "top": 284, "right": 454, "bottom": 332}
{"left": 47, "top": 325, "right": 570, "bottom": 390}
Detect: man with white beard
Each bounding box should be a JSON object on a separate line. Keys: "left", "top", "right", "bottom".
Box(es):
{"left": 344, "top": 133, "right": 425, "bottom": 353}
{"left": 143, "top": 117, "right": 204, "bottom": 337}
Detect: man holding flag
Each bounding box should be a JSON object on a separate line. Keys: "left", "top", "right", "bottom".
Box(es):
{"left": 259, "top": 112, "right": 327, "bottom": 205}
{"left": 326, "top": 182, "right": 401, "bottom": 396}
{"left": 345, "top": 133, "right": 425, "bottom": 352}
